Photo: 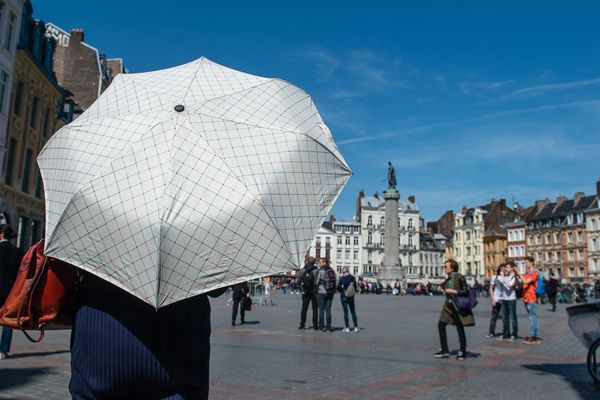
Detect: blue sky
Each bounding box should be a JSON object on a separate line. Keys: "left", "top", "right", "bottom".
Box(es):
{"left": 38, "top": 1, "right": 600, "bottom": 222}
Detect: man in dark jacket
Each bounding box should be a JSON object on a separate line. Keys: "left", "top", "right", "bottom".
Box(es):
{"left": 0, "top": 224, "right": 22, "bottom": 360}
{"left": 231, "top": 281, "right": 250, "bottom": 326}
{"left": 297, "top": 257, "right": 318, "bottom": 330}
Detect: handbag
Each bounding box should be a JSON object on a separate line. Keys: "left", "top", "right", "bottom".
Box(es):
{"left": 242, "top": 296, "right": 252, "bottom": 311}
{"left": 344, "top": 281, "right": 355, "bottom": 297}
{"left": 0, "top": 240, "right": 78, "bottom": 342}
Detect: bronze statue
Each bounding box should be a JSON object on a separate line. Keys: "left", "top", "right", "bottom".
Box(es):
{"left": 387, "top": 161, "right": 396, "bottom": 190}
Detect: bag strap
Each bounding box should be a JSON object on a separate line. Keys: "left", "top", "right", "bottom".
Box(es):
{"left": 16, "top": 253, "right": 48, "bottom": 343}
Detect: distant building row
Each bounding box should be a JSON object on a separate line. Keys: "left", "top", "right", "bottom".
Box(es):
{"left": 432, "top": 179, "right": 600, "bottom": 283}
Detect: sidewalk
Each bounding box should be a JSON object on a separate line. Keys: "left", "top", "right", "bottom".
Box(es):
{"left": 1, "top": 293, "right": 598, "bottom": 399}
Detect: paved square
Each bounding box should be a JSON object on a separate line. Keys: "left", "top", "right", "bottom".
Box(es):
{"left": 1, "top": 292, "right": 598, "bottom": 399}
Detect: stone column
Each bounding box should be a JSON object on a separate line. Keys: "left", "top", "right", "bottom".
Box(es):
{"left": 378, "top": 190, "right": 402, "bottom": 287}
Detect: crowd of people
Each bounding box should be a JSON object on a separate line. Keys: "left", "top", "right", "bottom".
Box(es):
{"left": 296, "top": 256, "right": 360, "bottom": 333}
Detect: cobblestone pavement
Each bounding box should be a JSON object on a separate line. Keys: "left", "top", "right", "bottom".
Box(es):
{"left": 1, "top": 292, "right": 598, "bottom": 399}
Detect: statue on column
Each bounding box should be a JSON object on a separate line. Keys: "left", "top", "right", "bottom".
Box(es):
{"left": 387, "top": 161, "right": 396, "bottom": 191}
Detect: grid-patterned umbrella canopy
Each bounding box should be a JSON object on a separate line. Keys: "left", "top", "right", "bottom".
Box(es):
{"left": 38, "top": 57, "right": 351, "bottom": 308}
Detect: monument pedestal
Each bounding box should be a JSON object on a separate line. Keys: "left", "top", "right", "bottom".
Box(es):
{"left": 378, "top": 190, "right": 403, "bottom": 288}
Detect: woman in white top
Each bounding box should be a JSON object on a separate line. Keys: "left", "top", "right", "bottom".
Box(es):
{"left": 497, "top": 262, "right": 518, "bottom": 340}
{"left": 487, "top": 265, "right": 504, "bottom": 338}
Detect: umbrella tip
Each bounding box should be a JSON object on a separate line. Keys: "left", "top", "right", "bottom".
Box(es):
{"left": 174, "top": 104, "right": 185, "bottom": 112}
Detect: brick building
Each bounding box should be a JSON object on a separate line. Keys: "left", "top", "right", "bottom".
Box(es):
{"left": 586, "top": 188, "right": 600, "bottom": 281}
{"left": 45, "top": 22, "right": 124, "bottom": 118}
{"left": 427, "top": 209, "right": 454, "bottom": 238}
{"left": 526, "top": 191, "right": 598, "bottom": 282}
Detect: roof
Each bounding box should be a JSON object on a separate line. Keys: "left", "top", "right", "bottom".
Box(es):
{"left": 529, "top": 195, "right": 598, "bottom": 222}
{"left": 360, "top": 195, "right": 419, "bottom": 211}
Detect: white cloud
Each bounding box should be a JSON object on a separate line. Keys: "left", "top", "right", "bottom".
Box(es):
{"left": 495, "top": 78, "right": 600, "bottom": 101}
{"left": 458, "top": 79, "right": 514, "bottom": 95}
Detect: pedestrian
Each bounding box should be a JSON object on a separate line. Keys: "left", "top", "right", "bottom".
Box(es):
{"left": 434, "top": 259, "right": 474, "bottom": 360}
{"left": 231, "top": 281, "right": 250, "bottom": 326}
{"left": 297, "top": 257, "right": 319, "bottom": 330}
{"left": 545, "top": 270, "right": 559, "bottom": 312}
{"left": 498, "top": 263, "right": 518, "bottom": 341}
{"left": 486, "top": 265, "right": 503, "bottom": 338}
{"left": 521, "top": 256, "right": 541, "bottom": 344}
{"left": 338, "top": 266, "right": 359, "bottom": 332}
{"left": 316, "top": 257, "right": 337, "bottom": 332}
{"left": 69, "top": 272, "right": 225, "bottom": 399}
{"left": 0, "top": 224, "right": 21, "bottom": 360}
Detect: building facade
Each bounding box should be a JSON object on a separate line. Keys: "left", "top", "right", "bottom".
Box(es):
{"left": 0, "top": 3, "right": 68, "bottom": 248}
{"left": 586, "top": 204, "right": 600, "bottom": 281}
{"left": 526, "top": 191, "right": 598, "bottom": 282}
{"left": 419, "top": 232, "right": 446, "bottom": 278}
{"left": 357, "top": 191, "right": 421, "bottom": 279}
{"left": 483, "top": 232, "right": 507, "bottom": 277}
{"left": 332, "top": 220, "right": 362, "bottom": 276}
{"left": 505, "top": 221, "right": 527, "bottom": 273}
{"left": 0, "top": 0, "right": 24, "bottom": 167}
{"left": 306, "top": 224, "right": 335, "bottom": 265}
{"left": 452, "top": 199, "right": 518, "bottom": 281}
{"left": 453, "top": 207, "right": 485, "bottom": 280}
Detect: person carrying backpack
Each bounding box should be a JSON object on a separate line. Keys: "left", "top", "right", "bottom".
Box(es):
{"left": 338, "top": 267, "right": 359, "bottom": 332}
{"left": 297, "top": 257, "right": 319, "bottom": 330}
{"left": 316, "top": 257, "right": 337, "bottom": 332}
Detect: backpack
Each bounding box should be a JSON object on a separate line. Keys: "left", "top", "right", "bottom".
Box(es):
{"left": 300, "top": 267, "right": 316, "bottom": 293}
{"left": 323, "top": 267, "right": 337, "bottom": 294}
{"left": 536, "top": 274, "right": 545, "bottom": 295}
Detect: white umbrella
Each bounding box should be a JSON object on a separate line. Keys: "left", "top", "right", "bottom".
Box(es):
{"left": 38, "top": 57, "right": 351, "bottom": 308}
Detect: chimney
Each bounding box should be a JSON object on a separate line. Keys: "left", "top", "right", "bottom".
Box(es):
{"left": 573, "top": 192, "right": 585, "bottom": 206}
{"left": 535, "top": 198, "right": 550, "bottom": 213}
{"left": 408, "top": 195, "right": 416, "bottom": 203}
{"left": 71, "top": 28, "right": 84, "bottom": 44}
{"left": 461, "top": 206, "right": 468, "bottom": 215}
{"left": 356, "top": 189, "right": 364, "bottom": 222}
{"left": 329, "top": 214, "right": 336, "bottom": 224}
{"left": 554, "top": 195, "right": 568, "bottom": 212}
{"left": 596, "top": 177, "right": 600, "bottom": 197}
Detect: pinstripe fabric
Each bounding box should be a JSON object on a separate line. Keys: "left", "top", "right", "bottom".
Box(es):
{"left": 69, "top": 273, "right": 211, "bottom": 399}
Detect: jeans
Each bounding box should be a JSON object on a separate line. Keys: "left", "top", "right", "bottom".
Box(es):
{"left": 317, "top": 293, "right": 333, "bottom": 330}
{"left": 340, "top": 296, "right": 358, "bottom": 328}
{"left": 0, "top": 326, "right": 12, "bottom": 353}
{"left": 524, "top": 301, "right": 538, "bottom": 337}
{"left": 438, "top": 308, "right": 466, "bottom": 353}
{"left": 488, "top": 302, "right": 501, "bottom": 335}
{"left": 300, "top": 293, "right": 318, "bottom": 328}
{"left": 501, "top": 300, "right": 518, "bottom": 338}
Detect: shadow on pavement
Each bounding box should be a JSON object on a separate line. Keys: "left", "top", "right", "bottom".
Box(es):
{"left": 0, "top": 367, "right": 53, "bottom": 391}
{"left": 241, "top": 321, "right": 260, "bottom": 325}
{"left": 522, "top": 363, "right": 600, "bottom": 399}
{"left": 8, "top": 350, "right": 70, "bottom": 359}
